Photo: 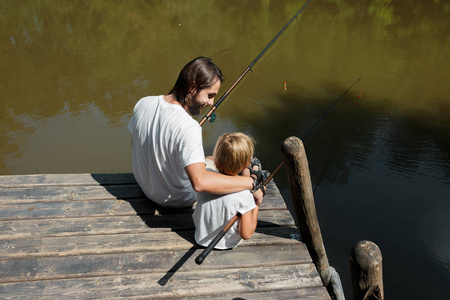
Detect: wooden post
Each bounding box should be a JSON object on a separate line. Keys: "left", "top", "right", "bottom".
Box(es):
{"left": 350, "top": 240, "right": 384, "bottom": 300}
{"left": 281, "top": 136, "right": 331, "bottom": 286}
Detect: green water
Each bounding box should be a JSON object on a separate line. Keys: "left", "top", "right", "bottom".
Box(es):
{"left": 1, "top": 1, "right": 449, "bottom": 298}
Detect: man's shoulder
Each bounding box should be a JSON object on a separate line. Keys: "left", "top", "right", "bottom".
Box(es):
{"left": 136, "top": 95, "right": 161, "bottom": 106}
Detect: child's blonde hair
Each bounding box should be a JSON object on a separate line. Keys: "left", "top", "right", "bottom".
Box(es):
{"left": 213, "top": 132, "right": 254, "bottom": 176}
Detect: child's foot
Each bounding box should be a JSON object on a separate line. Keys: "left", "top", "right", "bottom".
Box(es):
{"left": 251, "top": 157, "right": 270, "bottom": 182}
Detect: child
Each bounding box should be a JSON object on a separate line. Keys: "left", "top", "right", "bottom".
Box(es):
{"left": 193, "top": 132, "right": 263, "bottom": 249}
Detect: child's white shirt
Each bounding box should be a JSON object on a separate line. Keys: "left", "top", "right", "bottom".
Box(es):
{"left": 193, "top": 176, "right": 257, "bottom": 249}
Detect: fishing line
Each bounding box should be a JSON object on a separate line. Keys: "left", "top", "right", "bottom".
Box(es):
{"left": 313, "top": 149, "right": 338, "bottom": 195}
{"left": 263, "top": 78, "right": 362, "bottom": 186}
{"left": 236, "top": 91, "right": 268, "bottom": 109}
{"left": 199, "top": 0, "right": 314, "bottom": 126}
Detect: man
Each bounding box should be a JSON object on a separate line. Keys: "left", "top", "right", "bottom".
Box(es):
{"left": 128, "top": 57, "right": 264, "bottom": 208}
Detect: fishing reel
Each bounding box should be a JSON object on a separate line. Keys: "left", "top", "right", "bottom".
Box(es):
{"left": 209, "top": 112, "right": 216, "bottom": 123}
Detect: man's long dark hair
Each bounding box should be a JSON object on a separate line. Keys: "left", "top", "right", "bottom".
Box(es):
{"left": 168, "top": 57, "right": 224, "bottom": 105}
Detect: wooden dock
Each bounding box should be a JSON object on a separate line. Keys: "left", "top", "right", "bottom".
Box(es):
{"left": 0, "top": 173, "right": 331, "bottom": 299}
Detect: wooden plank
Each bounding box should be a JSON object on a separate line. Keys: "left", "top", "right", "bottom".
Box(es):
{"left": 0, "top": 227, "right": 300, "bottom": 260}
{"left": 0, "top": 264, "right": 323, "bottom": 299}
{"left": 0, "top": 173, "right": 137, "bottom": 188}
{"left": 0, "top": 183, "right": 282, "bottom": 203}
{"left": 0, "top": 193, "right": 285, "bottom": 220}
{"left": 0, "top": 186, "right": 283, "bottom": 205}
{"left": 0, "top": 173, "right": 280, "bottom": 195}
{"left": 0, "top": 199, "right": 156, "bottom": 220}
{"left": 191, "top": 288, "right": 332, "bottom": 299}
{"left": 0, "top": 244, "right": 310, "bottom": 283}
{"left": 0, "top": 185, "right": 146, "bottom": 202}
{"left": 0, "top": 210, "right": 295, "bottom": 240}
{"left": 0, "top": 174, "right": 281, "bottom": 202}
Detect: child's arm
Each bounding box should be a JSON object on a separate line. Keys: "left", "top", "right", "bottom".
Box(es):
{"left": 239, "top": 205, "right": 259, "bottom": 240}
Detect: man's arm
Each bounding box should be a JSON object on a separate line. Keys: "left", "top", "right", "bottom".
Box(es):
{"left": 185, "top": 162, "right": 253, "bottom": 194}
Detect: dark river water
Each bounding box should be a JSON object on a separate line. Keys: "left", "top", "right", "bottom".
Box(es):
{"left": 1, "top": 1, "right": 449, "bottom": 298}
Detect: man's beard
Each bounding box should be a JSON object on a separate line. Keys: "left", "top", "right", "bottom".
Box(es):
{"left": 187, "top": 94, "right": 203, "bottom": 116}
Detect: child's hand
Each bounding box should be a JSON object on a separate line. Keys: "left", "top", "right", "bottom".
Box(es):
{"left": 248, "top": 157, "right": 267, "bottom": 206}
{"left": 253, "top": 187, "right": 265, "bottom": 206}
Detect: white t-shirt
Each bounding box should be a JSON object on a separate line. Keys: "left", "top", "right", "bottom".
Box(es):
{"left": 193, "top": 181, "right": 257, "bottom": 249}
{"left": 128, "top": 95, "right": 205, "bottom": 208}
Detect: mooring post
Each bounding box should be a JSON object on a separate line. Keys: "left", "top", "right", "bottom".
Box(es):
{"left": 281, "top": 136, "right": 331, "bottom": 287}
{"left": 350, "top": 240, "right": 384, "bottom": 300}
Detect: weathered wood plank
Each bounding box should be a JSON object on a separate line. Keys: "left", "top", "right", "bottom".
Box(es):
{"left": 0, "top": 173, "right": 137, "bottom": 188}
{"left": 0, "top": 210, "right": 294, "bottom": 240}
{"left": 0, "top": 264, "right": 323, "bottom": 299}
{"left": 0, "top": 244, "right": 310, "bottom": 283}
{"left": 187, "top": 288, "right": 332, "bottom": 299}
{"left": 0, "top": 199, "right": 155, "bottom": 220}
{"left": 0, "top": 173, "right": 280, "bottom": 195}
{"left": 0, "top": 183, "right": 282, "bottom": 203}
{"left": 0, "top": 184, "right": 146, "bottom": 202}
{"left": 0, "top": 227, "right": 300, "bottom": 260}
{"left": 0, "top": 194, "right": 285, "bottom": 220}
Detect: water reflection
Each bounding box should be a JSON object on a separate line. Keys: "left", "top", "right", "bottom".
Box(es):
{"left": 4, "top": 103, "right": 131, "bottom": 174}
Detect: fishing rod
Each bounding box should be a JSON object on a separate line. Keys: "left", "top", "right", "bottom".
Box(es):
{"left": 195, "top": 0, "right": 314, "bottom": 265}
{"left": 195, "top": 78, "right": 362, "bottom": 265}
{"left": 195, "top": 213, "right": 241, "bottom": 265}
{"left": 199, "top": 0, "right": 314, "bottom": 126}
